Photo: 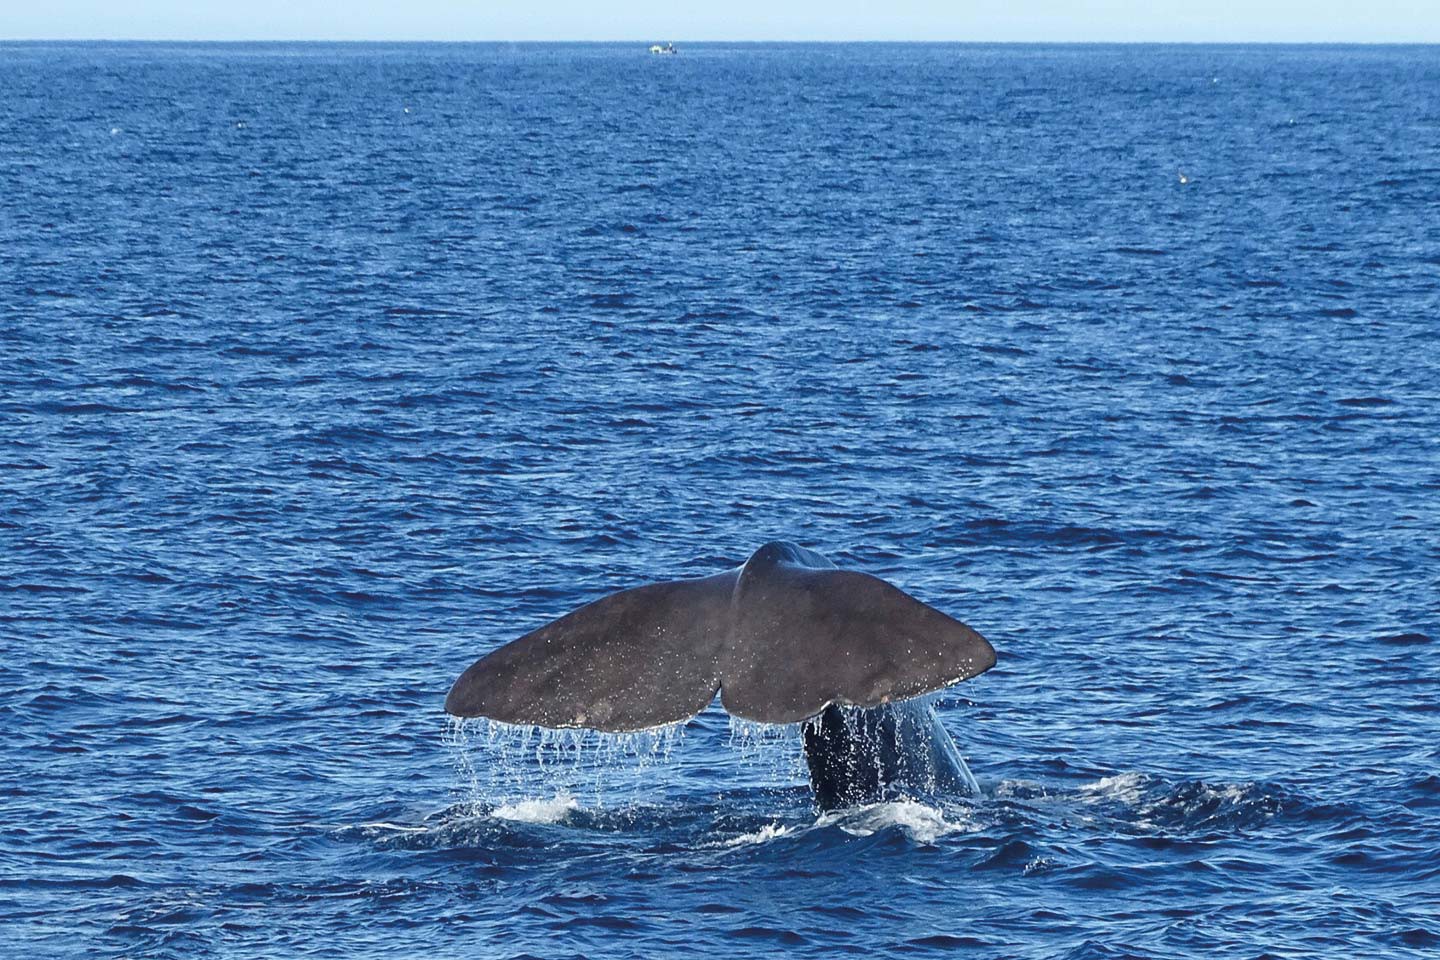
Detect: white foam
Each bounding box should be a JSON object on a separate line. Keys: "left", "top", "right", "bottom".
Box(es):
{"left": 1077, "top": 772, "right": 1147, "bottom": 805}
{"left": 712, "top": 822, "right": 794, "bottom": 847}
{"left": 821, "top": 800, "right": 970, "bottom": 843}
{"left": 356, "top": 821, "right": 427, "bottom": 834}
{"left": 490, "top": 793, "right": 580, "bottom": 823}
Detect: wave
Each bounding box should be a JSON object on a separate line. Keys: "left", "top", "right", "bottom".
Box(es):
{"left": 997, "top": 771, "right": 1300, "bottom": 835}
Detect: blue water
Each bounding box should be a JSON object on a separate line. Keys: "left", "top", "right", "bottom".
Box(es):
{"left": 2, "top": 41, "right": 1438, "bottom": 958}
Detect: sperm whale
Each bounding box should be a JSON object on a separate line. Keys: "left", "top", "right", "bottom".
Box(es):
{"left": 444, "top": 541, "right": 997, "bottom": 809}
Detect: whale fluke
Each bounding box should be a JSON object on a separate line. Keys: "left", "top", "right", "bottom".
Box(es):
{"left": 444, "top": 541, "right": 996, "bottom": 732}
{"left": 444, "top": 571, "right": 732, "bottom": 731}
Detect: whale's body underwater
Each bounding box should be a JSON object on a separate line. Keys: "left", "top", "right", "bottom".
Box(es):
{"left": 445, "top": 542, "right": 996, "bottom": 810}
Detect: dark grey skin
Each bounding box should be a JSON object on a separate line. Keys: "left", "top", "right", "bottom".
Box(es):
{"left": 802, "top": 699, "right": 982, "bottom": 810}
{"left": 445, "top": 542, "right": 996, "bottom": 810}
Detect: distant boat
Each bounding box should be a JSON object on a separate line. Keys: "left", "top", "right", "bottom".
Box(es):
{"left": 649, "top": 42, "right": 677, "bottom": 55}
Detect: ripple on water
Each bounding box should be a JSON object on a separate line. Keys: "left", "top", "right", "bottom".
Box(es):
{"left": 3, "top": 40, "right": 1438, "bottom": 960}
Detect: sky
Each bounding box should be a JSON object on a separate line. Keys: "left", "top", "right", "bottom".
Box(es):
{"left": 3, "top": 1, "right": 1438, "bottom": 43}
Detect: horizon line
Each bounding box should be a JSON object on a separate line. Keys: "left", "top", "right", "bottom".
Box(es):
{"left": 4, "top": 37, "right": 1438, "bottom": 45}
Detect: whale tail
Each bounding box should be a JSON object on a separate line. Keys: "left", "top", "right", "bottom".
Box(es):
{"left": 444, "top": 542, "right": 997, "bottom": 732}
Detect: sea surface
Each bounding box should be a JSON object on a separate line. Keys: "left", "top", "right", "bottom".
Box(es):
{"left": 2, "top": 41, "right": 1438, "bottom": 959}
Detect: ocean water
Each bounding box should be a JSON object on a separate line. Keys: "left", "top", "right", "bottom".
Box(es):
{"left": 2, "top": 41, "right": 1438, "bottom": 959}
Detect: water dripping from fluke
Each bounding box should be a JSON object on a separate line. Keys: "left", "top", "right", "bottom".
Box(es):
{"left": 445, "top": 714, "right": 693, "bottom": 818}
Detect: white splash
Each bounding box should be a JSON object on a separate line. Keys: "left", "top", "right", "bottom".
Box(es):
{"left": 1077, "top": 772, "right": 1147, "bottom": 805}
{"left": 821, "top": 800, "right": 972, "bottom": 844}
{"left": 712, "top": 822, "right": 794, "bottom": 848}
{"left": 491, "top": 793, "right": 581, "bottom": 823}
